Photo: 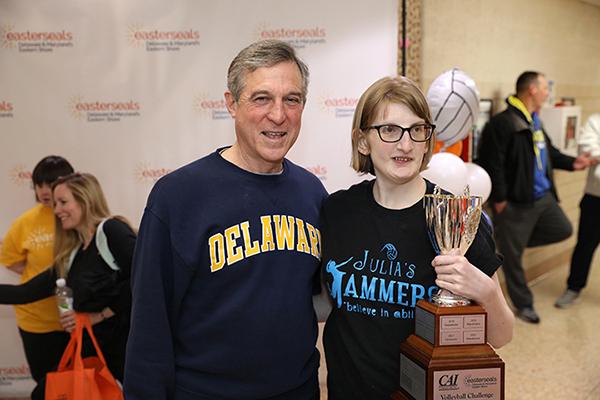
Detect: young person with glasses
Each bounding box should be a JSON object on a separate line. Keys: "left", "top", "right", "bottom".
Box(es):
{"left": 320, "top": 76, "right": 514, "bottom": 399}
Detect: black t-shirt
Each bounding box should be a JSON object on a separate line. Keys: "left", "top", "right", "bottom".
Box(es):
{"left": 321, "top": 179, "right": 501, "bottom": 400}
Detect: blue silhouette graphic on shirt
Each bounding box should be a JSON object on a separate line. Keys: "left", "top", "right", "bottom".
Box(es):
{"left": 326, "top": 257, "right": 353, "bottom": 308}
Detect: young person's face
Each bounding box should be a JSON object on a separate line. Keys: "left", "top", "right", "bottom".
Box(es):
{"left": 225, "top": 61, "right": 304, "bottom": 173}
{"left": 34, "top": 183, "right": 53, "bottom": 207}
{"left": 359, "top": 102, "right": 429, "bottom": 186}
{"left": 53, "top": 184, "right": 83, "bottom": 231}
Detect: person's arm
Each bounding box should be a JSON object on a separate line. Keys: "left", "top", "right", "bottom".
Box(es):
{"left": 476, "top": 119, "right": 509, "bottom": 207}
{"left": 314, "top": 195, "right": 333, "bottom": 323}
{"left": 578, "top": 114, "right": 600, "bottom": 160}
{"left": 312, "top": 279, "right": 332, "bottom": 322}
{"left": 0, "top": 268, "right": 55, "bottom": 304}
{"left": 432, "top": 218, "right": 513, "bottom": 348}
{"left": 1, "top": 225, "right": 27, "bottom": 275}
{"left": 431, "top": 253, "right": 514, "bottom": 348}
{"left": 545, "top": 131, "right": 577, "bottom": 171}
{"left": 102, "top": 218, "right": 136, "bottom": 322}
{"left": 124, "top": 208, "right": 178, "bottom": 400}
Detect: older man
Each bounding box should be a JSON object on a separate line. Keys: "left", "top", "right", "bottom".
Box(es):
{"left": 125, "top": 40, "right": 327, "bottom": 399}
{"left": 476, "top": 71, "right": 592, "bottom": 324}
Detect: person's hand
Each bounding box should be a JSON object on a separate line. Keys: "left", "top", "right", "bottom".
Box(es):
{"left": 493, "top": 201, "right": 507, "bottom": 215}
{"left": 431, "top": 249, "right": 495, "bottom": 305}
{"left": 59, "top": 310, "right": 77, "bottom": 333}
{"left": 573, "top": 152, "right": 596, "bottom": 170}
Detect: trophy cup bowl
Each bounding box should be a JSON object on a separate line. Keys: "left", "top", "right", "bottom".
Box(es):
{"left": 423, "top": 192, "right": 482, "bottom": 306}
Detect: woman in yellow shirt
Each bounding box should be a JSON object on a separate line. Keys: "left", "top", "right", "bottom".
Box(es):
{"left": 0, "top": 155, "right": 73, "bottom": 399}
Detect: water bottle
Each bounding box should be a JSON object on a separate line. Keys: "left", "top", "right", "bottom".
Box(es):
{"left": 55, "top": 278, "right": 73, "bottom": 315}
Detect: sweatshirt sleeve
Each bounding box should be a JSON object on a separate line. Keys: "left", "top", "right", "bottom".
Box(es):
{"left": 124, "top": 207, "right": 177, "bottom": 400}
{"left": 545, "top": 131, "right": 576, "bottom": 171}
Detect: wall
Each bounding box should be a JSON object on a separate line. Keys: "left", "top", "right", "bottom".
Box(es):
{"left": 421, "top": 0, "right": 600, "bottom": 282}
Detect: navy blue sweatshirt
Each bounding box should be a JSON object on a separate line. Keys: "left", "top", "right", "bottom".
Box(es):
{"left": 124, "top": 149, "right": 327, "bottom": 400}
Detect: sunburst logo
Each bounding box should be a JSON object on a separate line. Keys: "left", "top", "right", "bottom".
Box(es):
{"left": 1, "top": 24, "right": 16, "bottom": 49}
{"left": 69, "top": 95, "right": 85, "bottom": 119}
{"left": 9, "top": 165, "right": 32, "bottom": 186}
{"left": 127, "top": 23, "right": 145, "bottom": 47}
{"left": 0, "top": 100, "right": 13, "bottom": 113}
{"left": 25, "top": 227, "right": 53, "bottom": 250}
{"left": 134, "top": 163, "right": 172, "bottom": 183}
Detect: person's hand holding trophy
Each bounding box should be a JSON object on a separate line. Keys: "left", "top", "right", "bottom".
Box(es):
{"left": 394, "top": 185, "right": 505, "bottom": 400}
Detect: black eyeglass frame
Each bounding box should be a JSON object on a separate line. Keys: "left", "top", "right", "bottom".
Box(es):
{"left": 363, "top": 123, "right": 436, "bottom": 143}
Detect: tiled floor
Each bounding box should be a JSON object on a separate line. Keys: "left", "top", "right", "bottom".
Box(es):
{"left": 318, "top": 255, "right": 600, "bottom": 399}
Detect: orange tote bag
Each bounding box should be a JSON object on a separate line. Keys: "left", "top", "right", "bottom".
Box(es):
{"left": 45, "top": 313, "right": 123, "bottom": 400}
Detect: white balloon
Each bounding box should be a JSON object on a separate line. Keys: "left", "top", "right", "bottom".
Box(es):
{"left": 464, "top": 162, "right": 492, "bottom": 202}
{"left": 427, "top": 68, "right": 480, "bottom": 146}
{"left": 421, "top": 153, "right": 468, "bottom": 195}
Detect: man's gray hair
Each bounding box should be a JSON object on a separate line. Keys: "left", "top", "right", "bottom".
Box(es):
{"left": 227, "top": 40, "right": 309, "bottom": 103}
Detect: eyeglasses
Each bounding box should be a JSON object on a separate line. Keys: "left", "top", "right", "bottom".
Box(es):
{"left": 364, "top": 123, "right": 435, "bottom": 143}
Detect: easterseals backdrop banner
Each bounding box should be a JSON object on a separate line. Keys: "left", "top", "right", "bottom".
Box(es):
{"left": 0, "top": 0, "right": 398, "bottom": 396}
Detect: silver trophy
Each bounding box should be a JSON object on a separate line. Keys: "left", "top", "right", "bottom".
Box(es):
{"left": 424, "top": 185, "right": 482, "bottom": 306}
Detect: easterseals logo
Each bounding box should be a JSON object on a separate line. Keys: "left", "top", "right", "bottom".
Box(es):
{"left": 127, "top": 24, "right": 200, "bottom": 52}
{"left": 0, "top": 100, "right": 13, "bottom": 118}
{"left": 306, "top": 165, "right": 327, "bottom": 181}
{"left": 69, "top": 96, "right": 141, "bottom": 122}
{"left": 134, "top": 163, "right": 172, "bottom": 183}
{"left": 193, "top": 95, "right": 231, "bottom": 120}
{"left": 256, "top": 23, "right": 326, "bottom": 49}
{"left": 1, "top": 24, "right": 73, "bottom": 52}
{"left": 9, "top": 165, "right": 32, "bottom": 186}
{"left": 320, "top": 95, "right": 359, "bottom": 118}
{"left": 0, "top": 364, "right": 31, "bottom": 385}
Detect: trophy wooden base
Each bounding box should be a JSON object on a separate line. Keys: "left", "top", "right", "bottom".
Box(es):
{"left": 392, "top": 300, "right": 505, "bottom": 400}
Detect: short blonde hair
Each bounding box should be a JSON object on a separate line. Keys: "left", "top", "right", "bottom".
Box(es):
{"left": 351, "top": 76, "right": 436, "bottom": 175}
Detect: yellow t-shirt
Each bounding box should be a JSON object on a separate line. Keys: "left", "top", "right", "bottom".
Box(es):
{"left": 0, "top": 204, "right": 63, "bottom": 333}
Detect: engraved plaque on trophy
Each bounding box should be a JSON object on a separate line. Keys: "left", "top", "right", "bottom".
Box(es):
{"left": 393, "top": 187, "right": 505, "bottom": 400}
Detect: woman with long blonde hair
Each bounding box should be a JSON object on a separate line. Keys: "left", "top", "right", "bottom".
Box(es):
{"left": 0, "top": 172, "right": 135, "bottom": 398}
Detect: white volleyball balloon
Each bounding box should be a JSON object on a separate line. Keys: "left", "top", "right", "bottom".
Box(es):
{"left": 427, "top": 68, "right": 480, "bottom": 146}
{"left": 464, "top": 162, "right": 492, "bottom": 202}
{"left": 421, "top": 152, "right": 468, "bottom": 195}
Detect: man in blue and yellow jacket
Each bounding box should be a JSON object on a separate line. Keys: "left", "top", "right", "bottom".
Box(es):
{"left": 476, "top": 71, "right": 593, "bottom": 324}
